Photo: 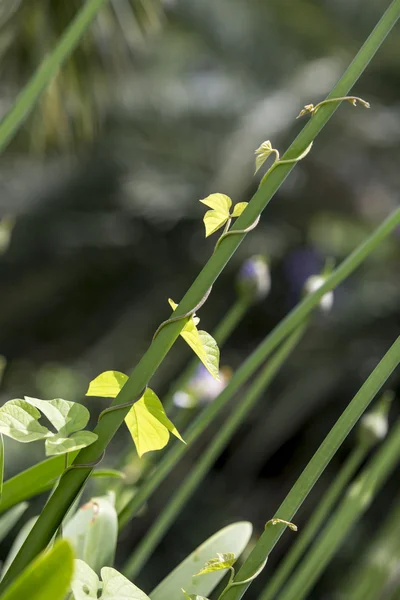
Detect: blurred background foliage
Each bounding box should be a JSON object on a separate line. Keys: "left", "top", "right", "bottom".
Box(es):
{"left": 0, "top": 0, "right": 399, "bottom": 598}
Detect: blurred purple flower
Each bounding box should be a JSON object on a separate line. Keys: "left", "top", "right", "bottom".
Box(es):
{"left": 237, "top": 255, "right": 271, "bottom": 302}
{"left": 173, "top": 364, "right": 231, "bottom": 409}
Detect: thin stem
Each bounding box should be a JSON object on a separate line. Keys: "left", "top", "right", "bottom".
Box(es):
{"left": 258, "top": 444, "right": 367, "bottom": 600}
{"left": 277, "top": 421, "right": 400, "bottom": 600}
{"left": 218, "top": 336, "right": 400, "bottom": 600}
{"left": 1, "top": 0, "right": 399, "bottom": 585}
{"left": 122, "top": 323, "right": 307, "bottom": 578}
{"left": 0, "top": 0, "right": 107, "bottom": 153}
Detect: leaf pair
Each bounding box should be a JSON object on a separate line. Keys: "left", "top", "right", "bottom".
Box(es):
{"left": 200, "top": 194, "right": 248, "bottom": 237}
{"left": 0, "top": 397, "right": 97, "bottom": 456}
{"left": 86, "top": 371, "right": 184, "bottom": 457}
{"left": 168, "top": 299, "right": 220, "bottom": 380}
{"left": 71, "top": 559, "right": 150, "bottom": 600}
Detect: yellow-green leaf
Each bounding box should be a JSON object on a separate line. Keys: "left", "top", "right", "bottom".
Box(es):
{"left": 231, "top": 202, "right": 248, "bottom": 218}
{"left": 124, "top": 389, "right": 184, "bottom": 458}
{"left": 254, "top": 140, "right": 275, "bottom": 174}
{"left": 86, "top": 371, "right": 128, "bottom": 398}
{"left": 195, "top": 553, "right": 236, "bottom": 576}
{"left": 199, "top": 193, "right": 232, "bottom": 237}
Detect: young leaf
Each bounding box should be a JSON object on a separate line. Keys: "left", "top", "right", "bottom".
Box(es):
{"left": 125, "top": 388, "right": 184, "bottom": 458}
{"left": 45, "top": 431, "right": 98, "bottom": 456}
{"left": 169, "top": 299, "right": 220, "bottom": 380}
{"left": 199, "top": 193, "right": 232, "bottom": 237}
{"left": 254, "top": 140, "right": 276, "bottom": 174}
{"left": 0, "top": 400, "right": 50, "bottom": 443}
{"left": 86, "top": 371, "right": 128, "bottom": 398}
{"left": 71, "top": 560, "right": 151, "bottom": 600}
{"left": 231, "top": 202, "right": 248, "bottom": 218}
{"left": 195, "top": 552, "right": 236, "bottom": 576}
{"left": 0, "top": 539, "right": 73, "bottom": 600}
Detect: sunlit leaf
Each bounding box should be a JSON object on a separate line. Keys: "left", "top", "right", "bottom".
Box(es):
{"left": 0, "top": 540, "right": 73, "bottom": 600}
{"left": 71, "top": 560, "right": 151, "bottom": 600}
{"left": 200, "top": 193, "right": 232, "bottom": 237}
{"left": 254, "top": 140, "right": 275, "bottom": 174}
{"left": 231, "top": 202, "right": 248, "bottom": 218}
{"left": 24, "top": 397, "right": 90, "bottom": 435}
{"left": 45, "top": 431, "right": 98, "bottom": 456}
{"left": 0, "top": 399, "right": 50, "bottom": 442}
{"left": 195, "top": 552, "right": 236, "bottom": 576}
{"left": 125, "top": 388, "right": 184, "bottom": 458}
{"left": 86, "top": 371, "right": 128, "bottom": 398}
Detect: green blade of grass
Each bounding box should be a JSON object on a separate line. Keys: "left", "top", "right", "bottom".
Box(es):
{"left": 258, "top": 444, "right": 367, "bottom": 600}
{"left": 0, "top": 0, "right": 107, "bottom": 153}
{"left": 218, "top": 336, "right": 400, "bottom": 600}
{"left": 1, "top": 0, "right": 399, "bottom": 586}
{"left": 277, "top": 420, "right": 400, "bottom": 600}
{"left": 122, "top": 322, "right": 308, "bottom": 579}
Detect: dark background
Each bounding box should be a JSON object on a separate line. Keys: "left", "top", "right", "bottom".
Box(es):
{"left": 0, "top": 1, "right": 399, "bottom": 598}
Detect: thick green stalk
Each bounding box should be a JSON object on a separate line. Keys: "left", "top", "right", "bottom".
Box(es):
{"left": 1, "top": 1, "right": 399, "bottom": 585}
{"left": 122, "top": 323, "right": 308, "bottom": 579}
{"left": 258, "top": 445, "right": 366, "bottom": 600}
{"left": 218, "top": 336, "right": 400, "bottom": 600}
{"left": 117, "top": 207, "right": 400, "bottom": 529}
{"left": 277, "top": 420, "right": 400, "bottom": 600}
{"left": 0, "top": 0, "right": 107, "bottom": 153}
{"left": 164, "top": 295, "right": 250, "bottom": 413}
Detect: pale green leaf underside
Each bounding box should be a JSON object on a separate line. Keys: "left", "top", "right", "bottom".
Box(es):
{"left": 45, "top": 431, "right": 98, "bottom": 456}
{"left": 231, "top": 202, "right": 248, "bottom": 217}
{"left": 125, "top": 389, "right": 184, "bottom": 458}
{"left": 71, "top": 560, "right": 150, "bottom": 600}
{"left": 0, "top": 399, "right": 50, "bottom": 442}
{"left": 24, "top": 396, "right": 90, "bottom": 435}
{"left": 200, "top": 193, "right": 232, "bottom": 237}
{"left": 86, "top": 371, "right": 128, "bottom": 398}
{"left": 195, "top": 552, "right": 236, "bottom": 576}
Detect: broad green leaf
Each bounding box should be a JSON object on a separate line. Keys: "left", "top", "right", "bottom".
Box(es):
{"left": 0, "top": 502, "right": 28, "bottom": 544}
{"left": 86, "top": 371, "right": 128, "bottom": 398}
{"left": 125, "top": 389, "right": 184, "bottom": 458}
{"left": 200, "top": 193, "right": 232, "bottom": 237}
{"left": 231, "top": 202, "right": 248, "bottom": 218}
{"left": 45, "top": 430, "right": 98, "bottom": 456}
{"left": 195, "top": 552, "right": 236, "bottom": 576}
{"left": 150, "top": 522, "right": 252, "bottom": 600}
{"left": 0, "top": 399, "right": 50, "bottom": 442}
{"left": 0, "top": 539, "right": 73, "bottom": 600}
{"left": 168, "top": 300, "right": 220, "bottom": 380}
{"left": 71, "top": 560, "right": 151, "bottom": 600}
{"left": 254, "top": 140, "right": 275, "bottom": 174}
{"left": 0, "top": 434, "right": 3, "bottom": 499}
{"left": 24, "top": 397, "right": 90, "bottom": 435}
{"left": 63, "top": 494, "right": 118, "bottom": 575}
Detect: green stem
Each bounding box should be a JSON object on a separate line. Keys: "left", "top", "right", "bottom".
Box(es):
{"left": 258, "top": 444, "right": 367, "bottom": 600}
{"left": 117, "top": 207, "right": 400, "bottom": 530}
{"left": 0, "top": 0, "right": 107, "bottom": 153}
{"left": 277, "top": 420, "right": 400, "bottom": 600}
{"left": 218, "top": 336, "right": 400, "bottom": 600}
{"left": 122, "top": 323, "right": 308, "bottom": 579}
{"left": 1, "top": 0, "right": 399, "bottom": 585}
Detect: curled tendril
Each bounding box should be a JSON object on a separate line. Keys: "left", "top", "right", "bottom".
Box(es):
{"left": 218, "top": 558, "right": 269, "bottom": 599}
{"left": 265, "top": 518, "right": 298, "bottom": 532}
{"left": 297, "top": 96, "right": 370, "bottom": 119}
{"left": 259, "top": 141, "right": 313, "bottom": 187}
{"left": 152, "top": 286, "right": 213, "bottom": 340}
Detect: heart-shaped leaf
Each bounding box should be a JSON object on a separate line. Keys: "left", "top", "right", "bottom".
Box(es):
{"left": 168, "top": 300, "right": 220, "bottom": 380}
{"left": 86, "top": 371, "right": 128, "bottom": 398}
{"left": 24, "top": 397, "right": 90, "bottom": 435}
{"left": 231, "top": 202, "right": 248, "bottom": 218}
{"left": 200, "top": 193, "right": 232, "bottom": 237}
{"left": 0, "top": 399, "right": 50, "bottom": 443}
{"left": 125, "top": 389, "right": 184, "bottom": 458}
{"left": 71, "top": 560, "right": 151, "bottom": 600}
{"left": 254, "top": 140, "right": 275, "bottom": 174}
